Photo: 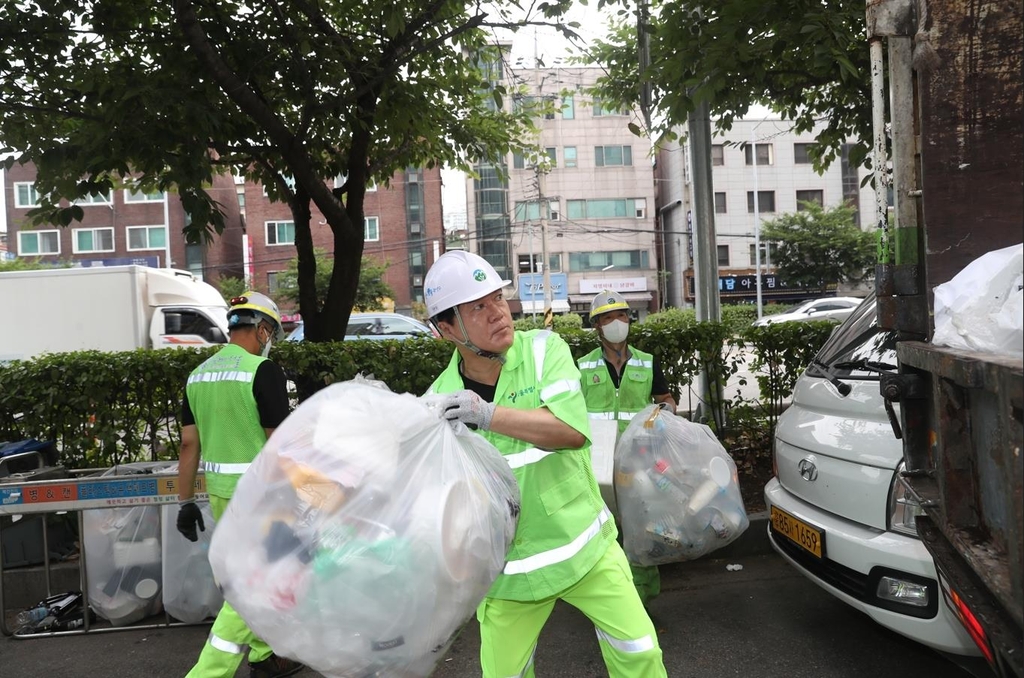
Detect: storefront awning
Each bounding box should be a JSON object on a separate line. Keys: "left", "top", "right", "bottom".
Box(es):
{"left": 520, "top": 299, "right": 571, "bottom": 314}
{"left": 569, "top": 292, "right": 652, "bottom": 305}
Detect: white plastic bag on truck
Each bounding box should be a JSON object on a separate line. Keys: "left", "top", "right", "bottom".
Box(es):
{"left": 83, "top": 462, "right": 171, "bottom": 626}
{"left": 615, "top": 406, "right": 748, "bottom": 566}
{"left": 209, "top": 379, "right": 520, "bottom": 678}
{"left": 933, "top": 243, "right": 1023, "bottom": 357}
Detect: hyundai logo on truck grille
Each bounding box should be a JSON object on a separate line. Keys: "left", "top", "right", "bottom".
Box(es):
{"left": 798, "top": 458, "right": 819, "bottom": 481}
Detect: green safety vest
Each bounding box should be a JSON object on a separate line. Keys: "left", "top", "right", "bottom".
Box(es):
{"left": 185, "top": 343, "right": 269, "bottom": 499}
{"left": 578, "top": 345, "right": 655, "bottom": 434}
{"left": 428, "top": 330, "right": 615, "bottom": 602}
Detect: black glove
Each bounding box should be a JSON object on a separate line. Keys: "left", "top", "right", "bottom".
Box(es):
{"left": 176, "top": 501, "right": 205, "bottom": 542}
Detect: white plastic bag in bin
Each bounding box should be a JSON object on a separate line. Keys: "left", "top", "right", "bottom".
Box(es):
{"left": 209, "top": 379, "right": 520, "bottom": 678}
{"left": 161, "top": 500, "right": 222, "bottom": 623}
{"left": 614, "top": 405, "right": 748, "bottom": 565}
{"left": 83, "top": 462, "right": 173, "bottom": 626}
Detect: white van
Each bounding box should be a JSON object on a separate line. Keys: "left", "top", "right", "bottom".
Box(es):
{"left": 764, "top": 295, "right": 978, "bottom": 657}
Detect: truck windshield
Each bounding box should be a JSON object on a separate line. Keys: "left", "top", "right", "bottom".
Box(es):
{"left": 813, "top": 293, "right": 898, "bottom": 378}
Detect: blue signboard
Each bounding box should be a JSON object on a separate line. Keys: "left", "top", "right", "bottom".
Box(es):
{"left": 518, "top": 273, "right": 569, "bottom": 302}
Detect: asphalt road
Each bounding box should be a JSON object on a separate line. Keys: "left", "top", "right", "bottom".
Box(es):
{"left": 0, "top": 552, "right": 979, "bottom": 678}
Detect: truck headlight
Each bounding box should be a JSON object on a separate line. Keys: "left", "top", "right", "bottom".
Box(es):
{"left": 888, "top": 462, "right": 924, "bottom": 537}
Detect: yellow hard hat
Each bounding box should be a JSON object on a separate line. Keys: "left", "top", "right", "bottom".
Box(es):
{"left": 227, "top": 291, "right": 285, "bottom": 341}
{"left": 589, "top": 290, "right": 630, "bottom": 320}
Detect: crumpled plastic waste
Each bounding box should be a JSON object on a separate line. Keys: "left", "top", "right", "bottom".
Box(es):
{"left": 615, "top": 405, "right": 749, "bottom": 566}
{"left": 209, "top": 378, "right": 520, "bottom": 678}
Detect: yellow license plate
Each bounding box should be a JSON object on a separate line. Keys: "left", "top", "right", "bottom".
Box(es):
{"left": 771, "top": 506, "right": 825, "bottom": 559}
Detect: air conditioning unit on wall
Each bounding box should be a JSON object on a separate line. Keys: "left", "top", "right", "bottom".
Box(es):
{"left": 409, "top": 222, "right": 422, "bottom": 234}
{"left": 413, "top": 275, "right": 423, "bottom": 286}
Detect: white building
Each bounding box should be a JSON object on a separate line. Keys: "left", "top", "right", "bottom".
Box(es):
{"left": 465, "top": 63, "right": 659, "bottom": 320}
{"left": 655, "top": 118, "right": 877, "bottom": 307}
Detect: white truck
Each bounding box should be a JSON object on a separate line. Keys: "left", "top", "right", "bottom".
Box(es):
{"left": 0, "top": 265, "right": 230, "bottom": 361}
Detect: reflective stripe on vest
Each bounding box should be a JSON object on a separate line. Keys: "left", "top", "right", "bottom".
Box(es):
{"left": 626, "top": 357, "right": 653, "bottom": 369}
{"left": 595, "top": 627, "right": 656, "bottom": 654}
{"left": 208, "top": 633, "right": 244, "bottom": 655}
{"left": 201, "top": 460, "right": 251, "bottom": 475}
{"left": 503, "top": 507, "right": 612, "bottom": 575}
{"left": 504, "top": 447, "right": 555, "bottom": 470}
{"left": 541, "top": 378, "right": 580, "bottom": 401}
{"left": 533, "top": 330, "right": 550, "bottom": 381}
{"left": 577, "top": 360, "right": 603, "bottom": 370}
{"left": 588, "top": 412, "right": 615, "bottom": 420}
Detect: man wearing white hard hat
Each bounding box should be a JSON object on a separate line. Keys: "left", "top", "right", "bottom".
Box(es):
{"left": 578, "top": 289, "right": 678, "bottom": 606}
{"left": 425, "top": 251, "right": 667, "bottom": 678}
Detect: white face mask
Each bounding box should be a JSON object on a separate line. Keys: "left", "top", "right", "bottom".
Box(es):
{"left": 257, "top": 325, "right": 273, "bottom": 357}
{"left": 600, "top": 319, "right": 630, "bottom": 344}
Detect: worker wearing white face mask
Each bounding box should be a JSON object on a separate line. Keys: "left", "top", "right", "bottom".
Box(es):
{"left": 577, "top": 290, "right": 677, "bottom": 605}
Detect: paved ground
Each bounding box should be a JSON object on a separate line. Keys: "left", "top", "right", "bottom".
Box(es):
{"left": 1, "top": 551, "right": 982, "bottom": 678}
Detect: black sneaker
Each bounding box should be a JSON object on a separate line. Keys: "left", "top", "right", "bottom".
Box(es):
{"left": 249, "top": 653, "right": 303, "bottom": 678}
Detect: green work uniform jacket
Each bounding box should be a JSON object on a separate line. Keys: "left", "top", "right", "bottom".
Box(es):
{"left": 428, "top": 330, "right": 615, "bottom": 602}
{"left": 577, "top": 345, "right": 655, "bottom": 435}
{"left": 185, "top": 343, "right": 269, "bottom": 499}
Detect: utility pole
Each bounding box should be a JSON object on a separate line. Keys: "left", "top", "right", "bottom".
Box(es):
{"left": 751, "top": 127, "right": 764, "bottom": 319}
{"left": 539, "top": 169, "right": 553, "bottom": 328}
{"left": 687, "top": 97, "right": 724, "bottom": 427}
{"left": 528, "top": 221, "right": 537, "bottom": 321}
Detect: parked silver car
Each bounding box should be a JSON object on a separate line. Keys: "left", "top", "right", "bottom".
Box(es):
{"left": 752, "top": 296, "right": 863, "bottom": 327}
{"left": 285, "top": 313, "right": 437, "bottom": 341}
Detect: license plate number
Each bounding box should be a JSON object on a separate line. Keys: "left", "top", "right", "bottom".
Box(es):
{"left": 771, "top": 506, "right": 825, "bottom": 559}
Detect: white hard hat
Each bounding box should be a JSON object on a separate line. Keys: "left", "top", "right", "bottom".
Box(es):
{"left": 424, "top": 251, "right": 511, "bottom": 318}
{"left": 590, "top": 290, "right": 630, "bottom": 320}
{"left": 228, "top": 291, "right": 286, "bottom": 341}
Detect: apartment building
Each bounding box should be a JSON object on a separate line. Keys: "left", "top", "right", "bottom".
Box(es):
{"left": 1, "top": 162, "right": 244, "bottom": 284}
{"left": 655, "top": 118, "right": 877, "bottom": 307}
{"left": 465, "top": 62, "right": 659, "bottom": 320}
{"left": 241, "top": 167, "right": 444, "bottom": 315}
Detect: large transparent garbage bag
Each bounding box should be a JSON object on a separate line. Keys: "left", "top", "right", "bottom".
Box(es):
{"left": 83, "top": 462, "right": 172, "bottom": 626}
{"left": 614, "top": 406, "right": 748, "bottom": 565}
{"left": 209, "top": 379, "right": 520, "bottom": 678}
{"left": 160, "top": 476, "right": 222, "bottom": 623}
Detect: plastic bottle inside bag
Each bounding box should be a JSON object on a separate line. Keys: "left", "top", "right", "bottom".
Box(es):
{"left": 686, "top": 457, "right": 732, "bottom": 515}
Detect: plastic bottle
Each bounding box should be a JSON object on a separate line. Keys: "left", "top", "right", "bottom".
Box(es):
{"left": 14, "top": 606, "right": 48, "bottom": 629}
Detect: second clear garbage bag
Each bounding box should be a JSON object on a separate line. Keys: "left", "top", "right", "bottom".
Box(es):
{"left": 160, "top": 496, "right": 222, "bottom": 623}
{"left": 209, "top": 379, "right": 520, "bottom": 678}
{"left": 615, "top": 405, "right": 749, "bottom": 566}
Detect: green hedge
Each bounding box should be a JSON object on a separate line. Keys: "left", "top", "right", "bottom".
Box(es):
{"left": 0, "top": 319, "right": 836, "bottom": 469}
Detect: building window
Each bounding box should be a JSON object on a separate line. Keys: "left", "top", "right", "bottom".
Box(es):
{"left": 569, "top": 250, "right": 649, "bottom": 271}
{"left": 17, "top": 229, "right": 60, "bottom": 255}
{"left": 514, "top": 201, "right": 543, "bottom": 222}
{"left": 794, "top": 143, "right": 816, "bottom": 164}
{"left": 841, "top": 143, "right": 862, "bottom": 226}
{"left": 72, "top": 227, "right": 115, "bottom": 253}
{"left": 796, "top": 190, "right": 824, "bottom": 210}
{"left": 744, "top": 143, "right": 774, "bottom": 166}
{"left": 749, "top": 242, "right": 779, "bottom": 265}
{"left": 562, "top": 95, "right": 575, "bottom": 119}
{"left": 14, "top": 183, "right": 41, "bottom": 208}
{"left": 564, "top": 146, "right": 577, "bottom": 168}
{"left": 545, "top": 147, "right": 557, "bottom": 167}
{"left": 237, "top": 192, "right": 245, "bottom": 209}
{"left": 267, "top": 272, "right": 280, "bottom": 294}
{"left": 125, "top": 188, "right": 165, "bottom": 203}
{"left": 746, "top": 190, "right": 776, "bottom": 213}
{"left": 73, "top": 191, "right": 113, "bottom": 206}
{"left": 549, "top": 200, "right": 560, "bottom": 221}
{"left": 126, "top": 225, "right": 168, "bottom": 251}
{"left": 364, "top": 216, "right": 380, "bottom": 241}
{"left": 717, "top": 245, "right": 730, "bottom": 267}
{"left": 714, "top": 192, "right": 727, "bottom": 214}
{"left": 565, "top": 198, "right": 645, "bottom": 219}
{"left": 512, "top": 152, "right": 525, "bottom": 170}
{"left": 185, "top": 243, "right": 204, "bottom": 279}
{"left": 265, "top": 220, "right": 295, "bottom": 246}
{"left": 595, "top": 145, "right": 633, "bottom": 167}
{"left": 711, "top": 145, "right": 725, "bottom": 166}
{"left": 593, "top": 99, "right": 627, "bottom": 116}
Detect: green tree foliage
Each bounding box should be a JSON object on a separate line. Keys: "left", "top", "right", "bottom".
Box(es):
{"left": 276, "top": 248, "right": 393, "bottom": 313}
{"left": 587, "top": 0, "right": 871, "bottom": 170}
{"left": 216, "top": 275, "right": 246, "bottom": 302}
{"left": 761, "top": 202, "right": 874, "bottom": 290}
{"left": 0, "top": 257, "right": 72, "bottom": 273}
{"left": 0, "top": 1, "right": 551, "bottom": 341}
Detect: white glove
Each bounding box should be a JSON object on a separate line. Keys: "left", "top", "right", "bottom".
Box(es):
{"left": 441, "top": 389, "right": 496, "bottom": 431}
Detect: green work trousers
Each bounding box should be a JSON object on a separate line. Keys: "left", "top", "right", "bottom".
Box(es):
{"left": 185, "top": 494, "right": 273, "bottom": 678}
{"left": 630, "top": 563, "right": 661, "bottom": 606}
{"left": 477, "top": 541, "right": 667, "bottom": 678}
